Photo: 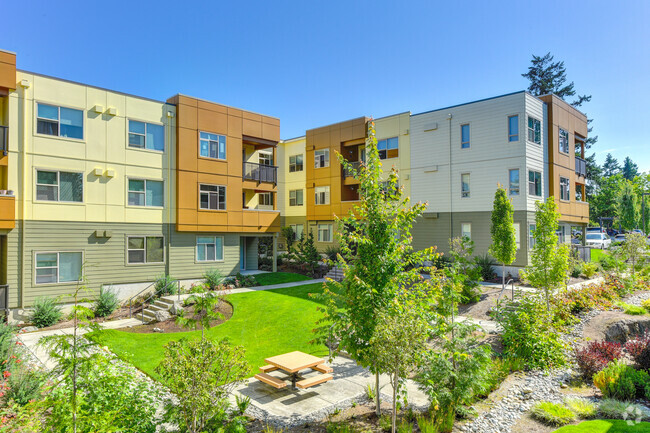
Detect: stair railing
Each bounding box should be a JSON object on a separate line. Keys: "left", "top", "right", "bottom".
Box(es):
{"left": 127, "top": 282, "right": 156, "bottom": 319}
{"left": 494, "top": 279, "right": 516, "bottom": 320}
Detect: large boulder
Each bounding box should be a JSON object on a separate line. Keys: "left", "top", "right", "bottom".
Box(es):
{"left": 153, "top": 310, "right": 171, "bottom": 323}
{"left": 169, "top": 301, "right": 184, "bottom": 316}
{"left": 605, "top": 318, "right": 650, "bottom": 344}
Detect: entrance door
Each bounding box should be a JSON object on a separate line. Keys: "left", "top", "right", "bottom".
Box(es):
{"left": 240, "top": 237, "right": 246, "bottom": 270}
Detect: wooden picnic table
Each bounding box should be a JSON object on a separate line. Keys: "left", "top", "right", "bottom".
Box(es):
{"left": 255, "top": 350, "right": 333, "bottom": 389}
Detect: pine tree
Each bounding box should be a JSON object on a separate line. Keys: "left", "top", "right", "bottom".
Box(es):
{"left": 602, "top": 153, "right": 621, "bottom": 177}
{"left": 489, "top": 186, "right": 517, "bottom": 291}
{"left": 622, "top": 156, "right": 640, "bottom": 181}
{"left": 618, "top": 181, "right": 639, "bottom": 231}
{"left": 585, "top": 153, "right": 602, "bottom": 197}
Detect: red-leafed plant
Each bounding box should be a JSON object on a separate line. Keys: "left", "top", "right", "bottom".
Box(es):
{"left": 626, "top": 332, "right": 650, "bottom": 371}
{"left": 575, "top": 340, "right": 623, "bottom": 380}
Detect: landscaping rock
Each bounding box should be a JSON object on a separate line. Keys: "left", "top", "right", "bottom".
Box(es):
{"left": 169, "top": 301, "right": 184, "bottom": 316}
{"left": 153, "top": 310, "right": 171, "bottom": 323}
{"left": 604, "top": 318, "right": 650, "bottom": 343}
{"left": 152, "top": 327, "right": 164, "bottom": 333}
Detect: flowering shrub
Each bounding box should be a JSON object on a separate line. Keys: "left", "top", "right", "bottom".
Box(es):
{"left": 574, "top": 340, "right": 623, "bottom": 380}
{"left": 626, "top": 332, "right": 650, "bottom": 371}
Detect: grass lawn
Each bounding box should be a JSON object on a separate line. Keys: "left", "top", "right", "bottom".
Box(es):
{"left": 553, "top": 420, "right": 650, "bottom": 432}
{"left": 91, "top": 282, "right": 329, "bottom": 381}
{"left": 591, "top": 248, "right": 605, "bottom": 262}
{"left": 253, "top": 272, "right": 311, "bottom": 286}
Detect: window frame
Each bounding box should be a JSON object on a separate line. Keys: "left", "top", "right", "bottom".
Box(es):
{"left": 258, "top": 192, "right": 274, "bottom": 207}
{"left": 314, "top": 149, "right": 330, "bottom": 168}
{"left": 460, "top": 124, "right": 470, "bottom": 149}
{"left": 290, "top": 224, "right": 304, "bottom": 240}
{"left": 559, "top": 176, "right": 570, "bottom": 201}
{"left": 314, "top": 186, "right": 330, "bottom": 205}
{"left": 558, "top": 128, "right": 569, "bottom": 154}
{"left": 259, "top": 151, "right": 273, "bottom": 166}
{"left": 127, "top": 178, "right": 164, "bottom": 208}
{"left": 529, "top": 224, "right": 536, "bottom": 249}
{"left": 195, "top": 235, "right": 224, "bottom": 263}
{"left": 528, "top": 170, "right": 542, "bottom": 197}
{"left": 509, "top": 168, "right": 520, "bottom": 196}
{"left": 461, "top": 173, "right": 470, "bottom": 198}
{"left": 34, "top": 251, "right": 84, "bottom": 285}
{"left": 508, "top": 115, "right": 519, "bottom": 142}
{"left": 461, "top": 222, "right": 471, "bottom": 240}
{"left": 126, "top": 235, "right": 165, "bottom": 265}
{"left": 199, "top": 184, "right": 227, "bottom": 211}
{"left": 198, "top": 131, "right": 227, "bottom": 160}
{"left": 289, "top": 154, "right": 304, "bottom": 172}
{"left": 377, "top": 137, "right": 399, "bottom": 159}
{"left": 35, "top": 169, "right": 84, "bottom": 203}
{"left": 289, "top": 189, "right": 304, "bottom": 206}
{"left": 527, "top": 116, "right": 541, "bottom": 144}
{"left": 317, "top": 223, "right": 333, "bottom": 243}
{"left": 35, "top": 102, "right": 85, "bottom": 141}
{"left": 127, "top": 119, "right": 165, "bottom": 152}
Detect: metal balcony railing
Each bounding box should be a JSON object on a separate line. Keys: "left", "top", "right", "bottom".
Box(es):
{"left": 243, "top": 162, "right": 277, "bottom": 184}
{"left": 342, "top": 161, "right": 361, "bottom": 178}
{"left": 0, "top": 126, "right": 7, "bottom": 156}
{"left": 575, "top": 156, "right": 586, "bottom": 177}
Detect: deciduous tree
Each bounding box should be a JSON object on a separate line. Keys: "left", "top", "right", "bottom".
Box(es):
{"left": 489, "top": 186, "right": 517, "bottom": 291}
{"left": 618, "top": 181, "right": 639, "bottom": 231}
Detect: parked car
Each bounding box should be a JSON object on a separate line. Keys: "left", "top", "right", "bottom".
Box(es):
{"left": 587, "top": 227, "right": 604, "bottom": 233}
{"left": 631, "top": 229, "right": 645, "bottom": 236}
{"left": 613, "top": 234, "right": 627, "bottom": 244}
{"left": 585, "top": 233, "right": 612, "bottom": 249}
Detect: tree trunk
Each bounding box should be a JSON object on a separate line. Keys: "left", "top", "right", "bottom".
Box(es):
{"left": 502, "top": 263, "right": 506, "bottom": 293}
{"left": 375, "top": 370, "right": 381, "bottom": 416}
{"left": 392, "top": 370, "right": 398, "bottom": 433}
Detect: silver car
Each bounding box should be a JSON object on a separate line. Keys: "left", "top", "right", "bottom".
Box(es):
{"left": 585, "top": 233, "right": 611, "bottom": 249}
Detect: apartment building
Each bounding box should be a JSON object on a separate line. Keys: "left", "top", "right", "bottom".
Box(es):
{"left": 0, "top": 50, "right": 280, "bottom": 318}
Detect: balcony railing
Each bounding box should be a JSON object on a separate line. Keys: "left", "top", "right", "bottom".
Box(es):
{"left": 243, "top": 162, "right": 277, "bottom": 184}
{"left": 575, "top": 156, "right": 586, "bottom": 177}
{"left": 0, "top": 126, "right": 7, "bottom": 156}
{"left": 342, "top": 161, "right": 361, "bottom": 178}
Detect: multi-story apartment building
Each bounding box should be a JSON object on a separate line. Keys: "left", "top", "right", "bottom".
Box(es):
{"left": 277, "top": 136, "right": 307, "bottom": 248}
{"left": 0, "top": 50, "right": 280, "bottom": 319}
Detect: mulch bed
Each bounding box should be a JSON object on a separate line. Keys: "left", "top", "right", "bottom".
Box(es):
{"left": 23, "top": 305, "right": 143, "bottom": 332}
{"left": 119, "top": 299, "right": 233, "bottom": 334}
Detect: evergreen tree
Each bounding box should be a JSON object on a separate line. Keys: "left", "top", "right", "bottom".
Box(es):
{"left": 585, "top": 153, "right": 602, "bottom": 197}
{"left": 618, "top": 181, "right": 639, "bottom": 231}
{"left": 622, "top": 156, "right": 640, "bottom": 181}
{"left": 489, "top": 186, "right": 517, "bottom": 291}
{"left": 602, "top": 153, "right": 621, "bottom": 177}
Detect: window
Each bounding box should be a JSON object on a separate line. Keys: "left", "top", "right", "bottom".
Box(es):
{"left": 559, "top": 128, "right": 569, "bottom": 154}
{"left": 527, "top": 117, "right": 541, "bottom": 144}
{"left": 576, "top": 183, "right": 584, "bottom": 202}
{"left": 377, "top": 137, "right": 399, "bottom": 159}
{"left": 36, "top": 170, "right": 83, "bottom": 202}
{"left": 259, "top": 192, "right": 273, "bottom": 207}
{"left": 380, "top": 180, "right": 399, "bottom": 197}
{"left": 196, "top": 236, "right": 224, "bottom": 262}
{"left": 36, "top": 103, "right": 83, "bottom": 139}
{"left": 508, "top": 115, "right": 519, "bottom": 142}
{"left": 318, "top": 224, "right": 333, "bottom": 243}
{"left": 529, "top": 224, "right": 536, "bottom": 249}
{"left": 461, "top": 223, "right": 471, "bottom": 240}
{"left": 289, "top": 154, "right": 304, "bottom": 172}
{"left": 127, "top": 236, "right": 164, "bottom": 264}
{"left": 199, "top": 184, "right": 226, "bottom": 210}
{"left": 528, "top": 170, "right": 542, "bottom": 196}
{"left": 290, "top": 224, "right": 304, "bottom": 240}
{"left": 259, "top": 152, "right": 273, "bottom": 165}
{"left": 509, "top": 169, "right": 520, "bottom": 195}
{"left": 461, "top": 124, "right": 470, "bottom": 149}
{"left": 35, "top": 252, "right": 82, "bottom": 284}
{"left": 315, "top": 186, "right": 330, "bottom": 205}
{"left": 514, "top": 223, "right": 521, "bottom": 249}
{"left": 128, "top": 120, "right": 164, "bottom": 151}
{"left": 560, "top": 176, "right": 570, "bottom": 201}
{"left": 289, "top": 189, "right": 303, "bottom": 206}
{"left": 128, "top": 179, "right": 163, "bottom": 207}
{"left": 315, "top": 149, "right": 329, "bottom": 168}
{"left": 461, "top": 173, "right": 470, "bottom": 198}
{"left": 199, "top": 132, "right": 226, "bottom": 160}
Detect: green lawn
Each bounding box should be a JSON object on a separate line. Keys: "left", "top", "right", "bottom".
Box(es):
{"left": 553, "top": 420, "right": 650, "bottom": 432}
{"left": 253, "top": 272, "right": 311, "bottom": 286}
{"left": 591, "top": 248, "right": 605, "bottom": 262}
{"left": 91, "top": 282, "right": 329, "bottom": 380}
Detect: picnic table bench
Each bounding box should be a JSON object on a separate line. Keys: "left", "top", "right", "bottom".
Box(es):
{"left": 254, "top": 351, "right": 333, "bottom": 390}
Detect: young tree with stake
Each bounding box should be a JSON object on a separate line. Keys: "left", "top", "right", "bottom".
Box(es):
{"left": 489, "top": 185, "right": 517, "bottom": 291}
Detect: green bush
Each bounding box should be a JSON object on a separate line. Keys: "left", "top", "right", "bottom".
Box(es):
{"left": 0, "top": 322, "right": 16, "bottom": 365}
{"left": 94, "top": 287, "right": 119, "bottom": 318}
{"left": 415, "top": 415, "right": 437, "bottom": 433}
{"left": 203, "top": 268, "right": 224, "bottom": 290}
{"left": 30, "top": 296, "right": 63, "bottom": 328}
{"left": 598, "top": 398, "right": 647, "bottom": 420}
{"left": 581, "top": 261, "right": 598, "bottom": 278}
{"left": 598, "top": 253, "right": 624, "bottom": 272}
{"left": 593, "top": 360, "right": 650, "bottom": 401}
{"left": 643, "top": 299, "right": 650, "bottom": 312}
{"left": 5, "top": 367, "right": 46, "bottom": 405}
{"left": 379, "top": 414, "right": 392, "bottom": 432}
{"left": 474, "top": 254, "right": 497, "bottom": 281}
{"left": 616, "top": 301, "right": 646, "bottom": 315}
{"left": 324, "top": 245, "right": 342, "bottom": 262}
{"left": 564, "top": 397, "right": 597, "bottom": 419}
{"left": 530, "top": 401, "right": 575, "bottom": 426}
{"left": 153, "top": 274, "right": 176, "bottom": 297}
{"left": 326, "top": 423, "right": 362, "bottom": 433}
{"left": 570, "top": 261, "right": 583, "bottom": 278}
{"left": 396, "top": 421, "right": 413, "bottom": 433}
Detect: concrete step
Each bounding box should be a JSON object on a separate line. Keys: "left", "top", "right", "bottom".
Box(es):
{"left": 135, "top": 312, "right": 155, "bottom": 323}
{"left": 147, "top": 304, "right": 167, "bottom": 313}
{"left": 157, "top": 298, "right": 176, "bottom": 306}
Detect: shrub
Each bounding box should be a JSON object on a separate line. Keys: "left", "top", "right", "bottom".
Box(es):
{"left": 570, "top": 261, "right": 583, "bottom": 278}
{"left": 416, "top": 415, "right": 437, "bottom": 433}
{"left": 203, "top": 268, "right": 224, "bottom": 290}
{"left": 4, "top": 367, "right": 46, "bottom": 405}
{"left": 397, "top": 421, "right": 413, "bottom": 433}
{"left": 324, "top": 245, "right": 342, "bottom": 262}
{"left": 593, "top": 360, "right": 648, "bottom": 401}
{"left": 598, "top": 398, "right": 647, "bottom": 420}
{"left": 474, "top": 254, "right": 496, "bottom": 281}
{"left": 0, "top": 322, "right": 16, "bottom": 367}
{"left": 153, "top": 274, "right": 176, "bottom": 297}
{"left": 626, "top": 332, "right": 650, "bottom": 370}
{"left": 93, "top": 287, "right": 119, "bottom": 318}
{"left": 530, "top": 401, "right": 575, "bottom": 426}
{"left": 642, "top": 299, "right": 650, "bottom": 312}
{"left": 598, "top": 253, "right": 624, "bottom": 272}
{"left": 552, "top": 277, "right": 621, "bottom": 315}
{"left": 581, "top": 261, "right": 598, "bottom": 278}
{"left": 30, "top": 297, "right": 62, "bottom": 328}
{"left": 379, "top": 414, "right": 392, "bottom": 432}
{"left": 564, "top": 397, "right": 597, "bottom": 419}
{"left": 574, "top": 340, "right": 623, "bottom": 380}
{"left": 224, "top": 272, "right": 258, "bottom": 288}
{"left": 616, "top": 301, "right": 646, "bottom": 315}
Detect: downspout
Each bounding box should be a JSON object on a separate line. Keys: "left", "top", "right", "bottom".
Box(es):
{"left": 19, "top": 80, "right": 30, "bottom": 309}
{"left": 165, "top": 107, "right": 173, "bottom": 277}
{"left": 447, "top": 114, "right": 453, "bottom": 238}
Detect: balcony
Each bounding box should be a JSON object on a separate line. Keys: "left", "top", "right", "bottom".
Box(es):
{"left": 342, "top": 161, "right": 361, "bottom": 178}
{"left": 575, "top": 156, "right": 586, "bottom": 178}
{"left": 243, "top": 162, "right": 277, "bottom": 184}
{"left": 0, "top": 195, "right": 15, "bottom": 230}
{"left": 0, "top": 126, "right": 7, "bottom": 156}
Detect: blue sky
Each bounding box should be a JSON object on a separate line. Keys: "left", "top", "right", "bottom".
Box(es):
{"left": 4, "top": 0, "right": 649, "bottom": 171}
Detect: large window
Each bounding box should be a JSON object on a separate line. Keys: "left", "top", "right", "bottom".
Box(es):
{"left": 36, "top": 170, "right": 83, "bottom": 202}
{"left": 315, "top": 186, "right": 330, "bottom": 205}
{"left": 199, "top": 184, "right": 226, "bottom": 210}
{"left": 461, "top": 124, "right": 470, "bottom": 149}
{"left": 35, "top": 251, "right": 82, "bottom": 284}
{"left": 259, "top": 192, "right": 273, "bottom": 207}
{"left": 289, "top": 154, "right": 303, "bottom": 172}
{"left": 289, "top": 189, "right": 303, "bottom": 206}
{"left": 128, "top": 179, "right": 163, "bottom": 207}
{"left": 508, "top": 115, "right": 519, "bottom": 142}
{"left": 528, "top": 170, "right": 542, "bottom": 196}
{"left": 196, "top": 236, "right": 224, "bottom": 262}
{"left": 199, "top": 132, "right": 226, "bottom": 160}
{"left": 315, "top": 149, "right": 329, "bottom": 168}
{"left": 377, "top": 137, "right": 399, "bottom": 159}
{"left": 509, "top": 169, "right": 520, "bottom": 195}
{"left": 259, "top": 152, "right": 273, "bottom": 165}
{"left": 461, "top": 223, "right": 471, "bottom": 240}
{"left": 127, "top": 236, "right": 164, "bottom": 264}
{"left": 559, "top": 128, "right": 569, "bottom": 154}
{"left": 560, "top": 176, "right": 570, "bottom": 201}
{"left": 461, "top": 173, "right": 470, "bottom": 198}
{"left": 318, "top": 224, "right": 333, "bottom": 243}
{"left": 128, "top": 120, "right": 164, "bottom": 151}
{"left": 290, "top": 224, "right": 304, "bottom": 240}
{"left": 527, "top": 117, "right": 541, "bottom": 144}
{"left": 37, "top": 103, "right": 83, "bottom": 139}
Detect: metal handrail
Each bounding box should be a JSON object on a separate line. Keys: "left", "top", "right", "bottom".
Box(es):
{"left": 242, "top": 161, "right": 278, "bottom": 184}
{"left": 495, "top": 278, "right": 516, "bottom": 307}
{"left": 0, "top": 126, "right": 7, "bottom": 156}
{"left": 126, "top": 282, "right": 155, "bottom": 318}
{"left": 342, "top": 161, "right": 361, "bottom": 178}
{"left": 575, "top": 156, "right": 586, "bottom": 177}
